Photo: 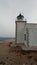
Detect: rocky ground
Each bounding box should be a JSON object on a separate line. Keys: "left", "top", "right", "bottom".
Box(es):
{"left": 0, "top": 39, "right": 37, "bottom": 65}
{"left": 0, "top": 39, "right": 22, "bottom": 65}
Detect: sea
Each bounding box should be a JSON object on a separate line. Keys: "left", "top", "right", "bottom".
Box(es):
{"left": 0, "top": 37, "right": 15, "bottom": 41}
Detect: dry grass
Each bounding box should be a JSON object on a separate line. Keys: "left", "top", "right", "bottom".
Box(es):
{"left": 0, "top": 39, "right": 22, "bottom": 65}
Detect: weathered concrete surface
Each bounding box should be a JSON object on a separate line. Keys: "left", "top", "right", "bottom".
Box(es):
{"left": 16, "top": 21, "right": 37, "bottom": 46}
{"left": 27, "top": 23, "right": 37, "bottom": 46}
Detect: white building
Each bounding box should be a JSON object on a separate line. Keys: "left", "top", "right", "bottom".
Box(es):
{"left": 15, "top": 14, "right": 37, "bottom": 46}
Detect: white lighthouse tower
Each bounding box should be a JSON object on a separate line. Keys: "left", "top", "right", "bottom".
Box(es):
{"left": 15, "top": 13, "right": 29, "bottom": 46}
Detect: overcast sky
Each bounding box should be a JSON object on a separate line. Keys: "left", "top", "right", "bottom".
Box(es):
{"left": 0, "top": 0, "right": 37, "bottom": 37}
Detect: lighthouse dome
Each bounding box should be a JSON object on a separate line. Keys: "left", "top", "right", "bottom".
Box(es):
{"left": 16, "top": 13, "right": 25, "bottom": 21}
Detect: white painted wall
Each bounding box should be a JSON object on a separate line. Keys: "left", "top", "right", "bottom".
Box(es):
{"left": 17, "top": 22, "right": 25, "bottom": 44}
{"left": 16, "top": 21, "right": 37, "bottom": 46}
{"left": 27, "top": 23, "right": 37, "bottom": 46}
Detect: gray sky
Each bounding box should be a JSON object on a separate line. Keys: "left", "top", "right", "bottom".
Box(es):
{"left": 0, "top": 0, "right": 37, "bottom": 37}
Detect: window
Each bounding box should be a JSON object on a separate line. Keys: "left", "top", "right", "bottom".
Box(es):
{"left": 24, "top": 34, "right": 26, "bottom": 40}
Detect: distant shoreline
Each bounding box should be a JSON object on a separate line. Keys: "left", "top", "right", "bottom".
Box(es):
{"left": 0, "top": 37, "right": 15, "bottom": 41}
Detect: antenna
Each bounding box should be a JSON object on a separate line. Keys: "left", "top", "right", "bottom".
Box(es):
{"left": 19, "top": 11, "right": 24, "bottom": 15}
{"left": 22, "top": 12, "right": 24, "bottom": 15}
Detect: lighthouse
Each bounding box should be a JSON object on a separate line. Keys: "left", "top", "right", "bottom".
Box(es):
{"left": 15, "top": 13, "right": 29, "bottom": 46}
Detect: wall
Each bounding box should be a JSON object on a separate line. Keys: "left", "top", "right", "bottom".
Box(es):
{"left": 16, "top": 22, "right": 37, "bottom": 46}
{"left": 16, "top": 22, "right": 25, "bottom": 44}
{"left": 27, "top": 23, "right": 37, "bottom": 46}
